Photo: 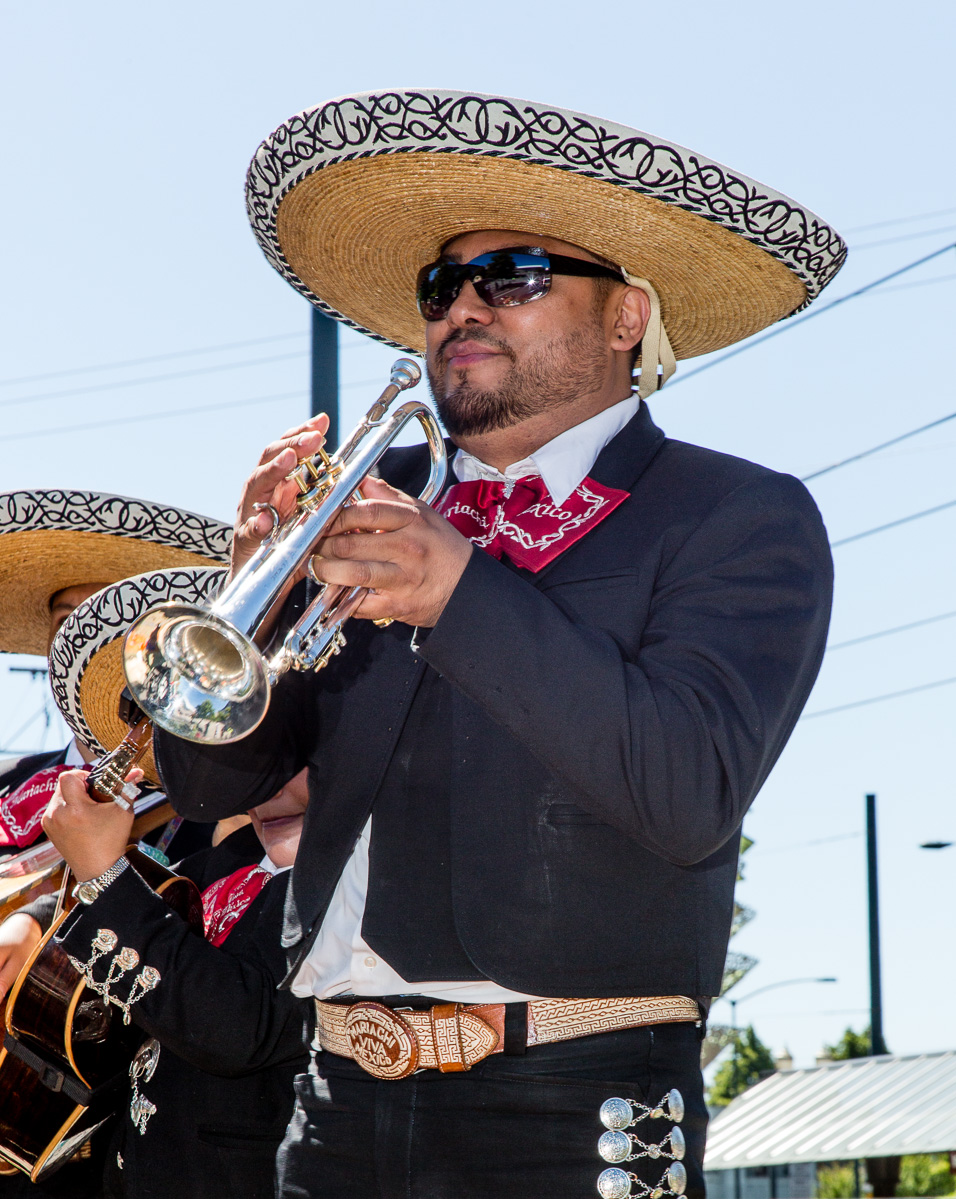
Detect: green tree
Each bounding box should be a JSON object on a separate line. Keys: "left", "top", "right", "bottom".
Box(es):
{"left": 826, "top": 1026, "right": 872, "bottom": 1059}
{"left": 708, "top": 1025, "right": 776, "bottom": 1106}
{"left": 896, "top": 1154, "right": 956, "bottom": 1197}
{"left": 816, "top": 1163, "right": 856, "bottom": 1199}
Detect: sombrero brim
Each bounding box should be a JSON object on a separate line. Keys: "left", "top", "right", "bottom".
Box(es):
{"left": 0, "top": 491, "right": 232, "bottom": 656}
{"left": 247, "top": 90, "right": 847, "bottom": 359}
{"left": 49, "top": 566, "right": 229, "bottom": 785}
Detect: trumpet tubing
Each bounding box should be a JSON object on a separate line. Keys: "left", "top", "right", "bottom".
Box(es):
{"left": 122, "top": 360, "right": 446, "bottom": 745}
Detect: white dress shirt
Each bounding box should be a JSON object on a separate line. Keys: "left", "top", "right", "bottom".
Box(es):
{"left": 260, "top": 854, "right": 291, "bottom": 876}
{"left": 64, "top": 738, "right": 91, "bottom": 767}
{"left": 292, "top": 395, "right": 642, "bottom": 1003}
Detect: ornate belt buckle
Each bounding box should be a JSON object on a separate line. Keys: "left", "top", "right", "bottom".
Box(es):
{"left": 345, "top": 1002, "right": 420, "bottom": 1080}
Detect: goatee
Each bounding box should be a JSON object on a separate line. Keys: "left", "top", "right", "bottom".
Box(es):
{"left": 428, "top": 324, "right": 608, "bottom": 438}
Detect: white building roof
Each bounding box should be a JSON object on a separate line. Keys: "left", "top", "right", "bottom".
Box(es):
{"left": 704, "top": 1051, "right": 956, "bottom": 1168}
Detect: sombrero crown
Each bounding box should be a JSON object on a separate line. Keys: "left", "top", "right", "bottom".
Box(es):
{"left": 247, "top": 89, "right": 846, "bottom": 360}
{"left": 49, "top": 566, "right": 229, "bottom": 784}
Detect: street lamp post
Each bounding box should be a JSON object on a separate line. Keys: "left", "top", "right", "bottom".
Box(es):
{"left": 866, "top": 795, "right": 889, "bottom": 1056}
{"left": 310, "top": 307, "right": 340, "bottom": 446}
{"left": 724, "top": 977, "right": 837, "bottom": 1199}
{"left": 726, "top": 977, "right": 838, "bottom": 1096}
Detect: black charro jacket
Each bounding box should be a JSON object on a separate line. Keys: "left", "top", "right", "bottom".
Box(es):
{"left": 0, "top": 749, "right": 67, "bottom": 797}
{"left": 154, "top": 406, "right": 833, "bottom": 999}
{"left": 55, "top": 825, "right": 308, "bottom": 1199}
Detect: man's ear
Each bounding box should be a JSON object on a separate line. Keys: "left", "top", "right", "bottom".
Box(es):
{"left": 611, "top": 286, "right": 651, "bottom": 354}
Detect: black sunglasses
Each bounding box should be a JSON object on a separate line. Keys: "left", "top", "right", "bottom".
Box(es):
{"left": 416, "top": 248, "right": 624, "bottom": 321}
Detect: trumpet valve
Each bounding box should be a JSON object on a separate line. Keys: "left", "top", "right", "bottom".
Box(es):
{"left": 291, "top": 446, "right": 336, "bottom": 496}
{"left": 310, "top": 629, "right": 347, "bottom": 671}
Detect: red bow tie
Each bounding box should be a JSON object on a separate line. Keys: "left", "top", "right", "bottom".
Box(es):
{"left": 436, "top": 474, "right": 628, "bottom": 572}
{"left": 201, "top": 864, "right": 272, "bottom": 946}
{"left": 0, "top": 764, "right": 90, "bottom": 849}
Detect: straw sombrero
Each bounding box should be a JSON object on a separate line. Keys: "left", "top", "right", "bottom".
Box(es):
{"left": 246, "top": 89, "right": 846, "bottom": 365}
{"left": 49, "top": 566, "right": 229, "bottom": 785}
{"left": 0, "top": 490, "right": 232, "bottom": 656}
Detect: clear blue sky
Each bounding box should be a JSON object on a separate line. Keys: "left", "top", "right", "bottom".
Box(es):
{"left": 2, "top": 0, "right": 954, "bottom": 1069}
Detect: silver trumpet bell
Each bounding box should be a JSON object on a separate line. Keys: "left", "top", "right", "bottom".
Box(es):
{"left": 122, "top": 359, "right": 446, "bottom": 745}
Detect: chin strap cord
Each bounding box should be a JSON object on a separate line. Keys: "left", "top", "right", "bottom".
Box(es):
{"left": 622, "top": 272, "right": 677, "bottom": 401}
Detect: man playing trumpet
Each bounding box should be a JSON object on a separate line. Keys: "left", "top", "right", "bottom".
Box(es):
{"left": 152, "top": 89, "right": 840, "bottom": 1198}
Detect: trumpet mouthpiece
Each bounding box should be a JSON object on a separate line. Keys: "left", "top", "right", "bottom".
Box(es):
{"left": 390, "top": 358, "right": 422, "bottom": 390}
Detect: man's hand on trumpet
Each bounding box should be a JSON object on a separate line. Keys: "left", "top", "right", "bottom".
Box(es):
{"left": 231, "top": 412, "right": 330, "bottom": 645}
{"left": 233, "top": 413, "right": 330, "bottom": 578}
{"left": 312, "top": 476, "right": 473, "bottom": 628}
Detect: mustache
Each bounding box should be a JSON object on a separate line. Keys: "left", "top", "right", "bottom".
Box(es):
{"left": 436, "top": 329, "right": 516, "bottom": 363}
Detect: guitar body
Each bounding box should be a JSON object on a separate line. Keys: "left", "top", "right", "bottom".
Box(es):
{"left": 0, "top": 847, "right": 202, "bottom": 1180}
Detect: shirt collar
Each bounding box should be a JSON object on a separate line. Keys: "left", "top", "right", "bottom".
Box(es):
{"left": 452, "top": 394, "right": 641, "bottom": 505}
{"left": 65, "top": 738, "right": 94, "bottom": 768}
{"left": 260, "top": 852, "right": 292, "bottom": 876}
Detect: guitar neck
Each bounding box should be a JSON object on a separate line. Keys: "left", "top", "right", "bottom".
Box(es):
{"left": 86, "top": 718, "right": 152, "bottom": 805}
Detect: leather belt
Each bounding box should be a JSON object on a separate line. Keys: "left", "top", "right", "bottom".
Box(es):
{"left": 314, "top": 995, "right": 700, "bottom": 1080}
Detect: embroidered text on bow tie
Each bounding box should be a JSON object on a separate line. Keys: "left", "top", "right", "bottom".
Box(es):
{"left": 0, "top": 764, "right": 91, "bottom": 848}
{"left": 436, "top": 475, "right": 628, "bottom": 572}
{"left": 201, "top": 864, "right": 272, "bottom": 946}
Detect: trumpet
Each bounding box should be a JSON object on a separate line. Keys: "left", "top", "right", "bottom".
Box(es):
{"left": 121, "top": 359, "right": 446, "bottom": 745}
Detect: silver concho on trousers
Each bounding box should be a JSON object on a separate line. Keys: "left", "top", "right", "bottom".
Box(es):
{"left": 596, "top": 1090, "right": 687, "bottom": 1199}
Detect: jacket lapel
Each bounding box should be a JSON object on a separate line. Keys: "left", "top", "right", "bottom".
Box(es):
{"left": 524, "top": 403, "right": 666, "bottom": 585}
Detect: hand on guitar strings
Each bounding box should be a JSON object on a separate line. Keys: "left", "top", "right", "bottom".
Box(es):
{"left": 42, "top": 768, "right": 143, "bottom": 884}
{"left": 0, "top": 912, "right": 43, "bottom": 1002}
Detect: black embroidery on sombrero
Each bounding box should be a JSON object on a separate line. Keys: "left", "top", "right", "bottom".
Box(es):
{"left": 246, "top": 90, "right": 847, "bottom": 339}
{"left": 0, "top": 491, "right": 232, "bottom": 561}
{"left": 49, "top": 568, "right": 229, "bottom": 753}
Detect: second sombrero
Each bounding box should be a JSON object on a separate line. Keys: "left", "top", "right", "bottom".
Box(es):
{"left": 49, "top": 566, "right": 229, "bottom": 785}
{"left": 0, "top": 490, "right": 232, "bottom": 656}
{"left": 246, "top": 88, "right": 846, "bottom": 361}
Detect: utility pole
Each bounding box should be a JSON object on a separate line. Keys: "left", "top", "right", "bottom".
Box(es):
{"left": 310, "top": 307, "right": 339, "bottom": 447}
{"left": 866, "top": 794, "right": 888, "bottom": 1055}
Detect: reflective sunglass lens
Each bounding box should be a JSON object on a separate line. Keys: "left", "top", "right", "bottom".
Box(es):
{"left": 416, "top": 263, "right": 463, "bottom": 321}
{"left": 474, "top": 270, "right": 548, "bottom": 307}
{"left": 416, "top": 251, "right": 553, "bottom": 319}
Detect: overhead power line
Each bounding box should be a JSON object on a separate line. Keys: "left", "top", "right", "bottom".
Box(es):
{"left": 827, "top": 609, "right": 956, "bottom": 652}
{"left": 802, "top": 675, "right": 956, "bottom": 720}
{"left": 760, "top": 831, "right": 863, "bottom": 854}
{"left": 0, "top": 325, "right": 376, "bottom": 392}
{"left": 830, "top": 497, "right": 956, "bottom": 548}
{"left": 0, "top": 351, "right": 308, "bottom": 410}
{"left": 801, "top": 408, "right": 956, "bottom": 481}
{"left": 3, "top": 375, "right": 388, "bottom": 442}
{"left": 843, "top": 206, "right": 956, "bottom": 235}
{"left": 0, "top": 332, "right": 306, "bottom": 389}
{"left": 0, "top": 702, "right": 50, "bottom": 754}
{"left": 671, "top": 241, "right": 956, "bottom": 390}
{"left": 2, "top": 390, "right": 307, "bottom": 442}
{"left": 863, "top": 271, "right": 956, "bottom": 295}
{"left": 854, "top": 224, "right": 956, "bottom": 251}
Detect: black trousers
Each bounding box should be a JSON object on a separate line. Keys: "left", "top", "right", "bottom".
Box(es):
{"left": 277, "top": 1019, "right": 708, "bottom": 1199}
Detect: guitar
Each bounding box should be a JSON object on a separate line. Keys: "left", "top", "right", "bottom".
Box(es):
{"left": 0, "top": 719, "right": 203, "bottom": 1181}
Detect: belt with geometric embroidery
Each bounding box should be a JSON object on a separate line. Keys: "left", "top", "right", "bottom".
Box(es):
{"left": 313, "top": 995, "right": 700, "bottom": 1081}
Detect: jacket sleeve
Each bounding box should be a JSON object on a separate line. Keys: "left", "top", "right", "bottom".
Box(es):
{"left": 153, "top": 650, "right": 315, "bottom": 821}
{"left": 418, "top": 472, "right": 833, "bottom": 866}
{"left": 56, "top": 866, "right": 306, "bottom": 1076}
{"left": 15, "top": 893, "right": 59, "bottom": 932}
